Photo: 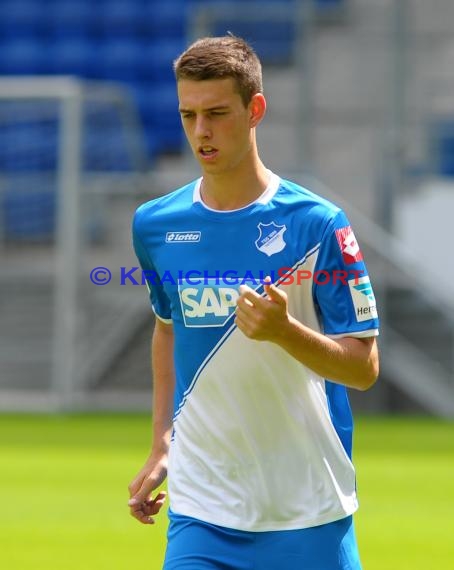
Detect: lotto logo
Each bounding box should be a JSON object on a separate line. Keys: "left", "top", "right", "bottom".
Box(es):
{"left": 335, "top": 226, "right": 363, "bottom": 264}
{"left": 179, "top": 279, "right": 239, "bottom": 327}
{"left": 166, "top": 231, "right": 201, "bottom": 243}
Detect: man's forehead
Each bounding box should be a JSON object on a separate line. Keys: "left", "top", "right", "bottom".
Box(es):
{"left": 177, "top": 78, "right": 241, "bottom": 108}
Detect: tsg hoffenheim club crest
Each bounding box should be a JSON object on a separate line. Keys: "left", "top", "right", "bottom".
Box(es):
{"left": 255, "top": 222, "right": 287, "bottom": 256}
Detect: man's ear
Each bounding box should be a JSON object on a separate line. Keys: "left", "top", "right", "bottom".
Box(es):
{"left": 249, "top": 93, "right": 267, "bottom": 127}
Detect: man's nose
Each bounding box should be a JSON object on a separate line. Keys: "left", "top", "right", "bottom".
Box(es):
{"left": 195, "top": 116, "right": 211, "bottom": 139}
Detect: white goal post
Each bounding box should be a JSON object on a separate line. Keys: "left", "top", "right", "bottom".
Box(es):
{"left": 0, "top": 76, "right": 153, "bottom": 411}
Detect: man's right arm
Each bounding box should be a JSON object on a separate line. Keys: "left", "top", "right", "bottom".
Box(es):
{"left": 128, "top": 318, "right": 175, "bottom": 525}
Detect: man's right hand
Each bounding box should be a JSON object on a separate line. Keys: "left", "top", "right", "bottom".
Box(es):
{"left": 128, "top": 458, "right": 168, "bottom": 524}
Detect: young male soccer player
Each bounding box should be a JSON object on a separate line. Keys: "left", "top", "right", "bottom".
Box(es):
{"left": 128, "top": 36, "right": 379, "bottom": 569}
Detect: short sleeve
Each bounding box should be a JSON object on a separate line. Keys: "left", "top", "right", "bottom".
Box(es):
{"left": 132, "top": 213, "right": 172, "bottom": 322}
{"left": 314, "top": 210, "right": 379, "bottom": 338}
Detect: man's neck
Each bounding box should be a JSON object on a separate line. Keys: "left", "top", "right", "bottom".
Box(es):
{"left": 200, "top": 159, "right": 270, "bottom": 211}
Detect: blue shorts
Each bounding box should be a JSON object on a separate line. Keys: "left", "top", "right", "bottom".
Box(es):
{"left": 163, "top": 511, "right": 362, "bottom": 570}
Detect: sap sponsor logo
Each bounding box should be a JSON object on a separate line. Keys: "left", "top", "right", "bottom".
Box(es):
{"left": 335, "top": 226, "right": 363, "bottom": 265}
{"left": 179, "top": 279, "right": 239, "bottom": 327}
{"left": 166, "top": 231, "right": 201, "bottom": 243}
{"left": 348, "top": 276, "right": 378, "bottom": 322}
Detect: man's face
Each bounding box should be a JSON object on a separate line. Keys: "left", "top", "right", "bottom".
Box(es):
{"left": 177, "top": 78, "right": 254, "bottom": 175}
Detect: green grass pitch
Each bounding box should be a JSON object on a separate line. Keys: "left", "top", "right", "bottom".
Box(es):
{"left": 0, "top": 414, "right": 453, "bottom": 569}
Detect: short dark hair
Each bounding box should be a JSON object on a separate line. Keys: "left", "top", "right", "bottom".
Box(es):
{"left": 174, "top": 36, "right": 263, "bottom": 107}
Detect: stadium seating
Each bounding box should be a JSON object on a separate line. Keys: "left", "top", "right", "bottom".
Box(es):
{"left": 96, "top": 0, "right": 144, "bottom": 37}
{"left": 431, "top": 120, "right": 454, "bottom": 178}
{"left": 0, "top": 0, "right": 348, "bottom": 161}
{"left": 141, "top": 2, "right": 188, "bottom": 40}
{"left": 95, "top": 38, "right": 144, "bottom": 81}
{"left": 0, "top": 0, "right": 51, "bottom": 38}
{"left": 210, "top": 18, "right": 296, "bottom": 65}
{"left": 0, "top": 38, "right": 51, "bottom": 75}
{"left": 46, "top": 0, "right": 98, "bottom": 38}
{"left": 0, "top": 0, "right": 350, "bottom": 239}
{"left": 2, "top": 186, "right": 56, "bottom": 240}
{"left": 50, "top": 37, "right": 98, "bottom": 76}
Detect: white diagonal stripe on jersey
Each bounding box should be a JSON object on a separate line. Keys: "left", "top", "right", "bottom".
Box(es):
{"left": 172, "top": 244, "right": 321, "bottom": 428}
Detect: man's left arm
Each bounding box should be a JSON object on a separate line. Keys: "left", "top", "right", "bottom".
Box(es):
{"left": 235, "top": 279, "right": 379, "bottom": 391}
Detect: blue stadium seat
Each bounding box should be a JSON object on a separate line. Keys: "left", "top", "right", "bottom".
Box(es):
{"left": 189, "top": 0, "right": 295, "bottom": 4}
{"left": 47, "top": 0, "right": 98, "bottom": 38}
{"left": 186, "top": 0, "right": 298, "bottom": 64}
{"left": 137, "top": 39, "right": 185, "bottom": 83}
{"left": 143, "top": 117, "right": 184, "bottom": 154}
{"left": 96, "top": 0, "right": 143, "bottom": 37}
{"left": 83, "top": 129, "right": 134, "bottom": 172}
{"left": 0, "top": 120, "right": 58, "bottom": 173}
{"left": 0, "top": 0, "right": 190, "bottom": 162}
{"left": 316, "top": 0, "right": 344, "bottom": 7}
{"left": 133, "top": 82, "right": 178, "bottom": 122}
{"left": 96, "top": 38, "right": 144, "bottom": 81}
{"left": 0, "top": 0, "right": 51, "bottom": 38}
{"left": 190, "top": 0, "right": 341, "bottom": 7}
{"left": 50, "top": 38, "right": 98, "bottom": 76}
{"left": 432, "top": 120, "right": 454, "bottom": 178}
{"left": 2, "top": 186, "right": 56, "bottom": 241}
{"left": 211, "top": 18, "right": 296, "bottom": 64}
{"left": 135, "top": 82, "right": 183, "bottom": 153}
{"left": 141, "top": 2, "right": 188, "bottom": 39}
{"left": 0, "top": 116, "right": 58, "bottom": 241}
{"left": 0, "top": 39, "right": 51, "bottom": 75}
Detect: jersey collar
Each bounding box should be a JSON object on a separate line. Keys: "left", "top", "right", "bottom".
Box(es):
{"left": 192, "top": 170, "right": 281, "bottom": 212}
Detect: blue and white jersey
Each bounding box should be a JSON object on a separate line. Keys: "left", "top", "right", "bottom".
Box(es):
{"left": 133, "top": 172, "right": 379, "bottom": 532}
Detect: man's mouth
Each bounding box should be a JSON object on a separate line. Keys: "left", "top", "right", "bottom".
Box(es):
{"left": 199, "top": 146, "right": 218, "bottom": 158}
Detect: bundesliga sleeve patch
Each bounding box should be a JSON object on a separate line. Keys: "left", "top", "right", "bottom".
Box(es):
{"left": 335, "top": 226, "right": 363, "bottom": 264}
{"left": 348, "top": 276, "right": 378, "bottom": 322}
